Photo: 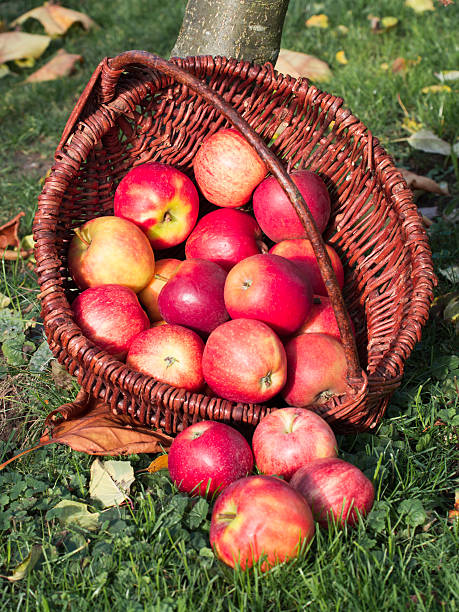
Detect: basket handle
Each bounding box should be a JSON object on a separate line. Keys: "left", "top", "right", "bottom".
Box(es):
{"left": 100, "top": 50, "right": 363, "bottom": 385}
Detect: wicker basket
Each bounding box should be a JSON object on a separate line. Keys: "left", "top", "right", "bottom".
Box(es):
{"left": 33, "top": 51, "right": 436, "bottom": 434}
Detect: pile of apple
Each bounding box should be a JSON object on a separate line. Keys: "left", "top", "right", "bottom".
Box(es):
{"left": 167, "top": 408, "right": 375, "bottom": 571}
{"left": 68, "top": 127, "right": 353, "bottom": 408}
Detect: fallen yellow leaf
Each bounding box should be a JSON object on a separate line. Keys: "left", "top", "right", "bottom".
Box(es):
{"left": 25, "top": 48, "right": 83, "bottom": 83}
{"left": 335, "top": 50, "right": 348, "bottom": 65}
{"left": 405, "top": 0, "right": 435, "bottom": 12}
{"left": 11, "top": 2, "right": 98, "bottom": 37}
{"left": 380, "top": 62, "right": 390, "bottom": 71}
{"left": 336, "top": 25, "right": 349, "bottom": 35}
{"left": 0, "top": 31, "right": 51, "bottom": 64}
{"left": 421, "top": 84, "right": 452, "bottom": 94}
{"left": 402, "top": 116, "right": 424, "bottom": 133}
{"left": 147, "top": 454, "right": 169, "bottom": 473}
{"left": 381, "top": 16, "right": 399, "bottom": 30}
{"left": 305, "top": 14, "right": 329, "bottom": 28}
{"left": 275, "top": 48, "right": 332, "bottom": 83}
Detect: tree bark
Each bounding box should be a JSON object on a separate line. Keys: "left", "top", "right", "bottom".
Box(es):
{"left": 170, "top": 0, "right": 289, "bottom": 65}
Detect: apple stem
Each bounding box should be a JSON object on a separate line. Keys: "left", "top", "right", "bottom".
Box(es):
{"left": 218, "top": 512, "right": 237, "bottom": 521}
{"left": 260, "top": 370, "right": 272, "bottom": 389}
{"left": 163, "top": 211, "right": 174, "bottom": 223}
{"left": 242, "top": 279, "right": 253, "bottom": 290}
{"left": 154, "top": 273, "right": 170, "bottom": 282}
{"left": 313, "top": 296, "right": 322, "bottom": 304}
{"left": 74, "top": 227, "right": 91, "bottom": 247}
{"left": 164, "top": 356, "right": 179, "bottom": 368}
{"left": 257, "top": 239, "right": 269, "bottom": 254}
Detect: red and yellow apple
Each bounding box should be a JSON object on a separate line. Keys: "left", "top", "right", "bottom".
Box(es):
{"left": 185, "top": 208, "right": 266, "bottom": 271}
{"left": 253, "top": 169, "right": 331, "bottom": 242}
{"left": 295, "top": 295, "right": 354, "bottom": 341}
{"left": 269, "top": 239, "right": 344, "bottom": 297}
{"left": 167, "top": 420, "right": 254, "bottom": 498}
{"left": 68, "top": 216, "right": 155, "bottom": 293}
{"left": 224, "top": 253, "right": 313, "bottom": 336}
{"left": 72, "top": 284, "right": 149, "bottom": 360}
{"left": 126, "top": 324, "right": 205, "bottom": 392}
{"left": 158, "top": 258, "right": 229, "bottom": 336}
{"left": 209, "top": 475, "right": 315, "bottom": 571}
{"left": 283, "top": 333, "right": 350, "bottom": 407}
{"left": 138, "top": 258, "right": 182, "bottom": 321}
{"left": 114, "top": 161, "right": 199, "bottom": 249}
{"left": 290, "top": 457, "right": 375, "bottom": 528}
{"left": 193, "top": 128, "right": 267, "bottom": 208}
{"left": 252, "top": 407, "right": 337, "bottom": 480}
{"left": 202, "top": 318, "right": 287, "bottom": 404}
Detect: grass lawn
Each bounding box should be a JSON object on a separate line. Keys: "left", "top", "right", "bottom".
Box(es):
{"left": 0, "top": 0, "right": 458, "bottom": 610}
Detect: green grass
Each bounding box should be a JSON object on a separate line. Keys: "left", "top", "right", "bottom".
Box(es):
{"left": 0, "top": 0, "right": 458, "bottom": 610}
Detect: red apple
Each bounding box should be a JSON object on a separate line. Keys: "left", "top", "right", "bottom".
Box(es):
{"left": 72, "top": 284, "right": 149, "bottom": 360}
{"left": 193, "top": 128, "right": 267, "bottom": 208}
{"left": 202, "top": 318, "right": 287, "bottom": 404}
{"left": 126, "top": 324, "right": 205, "bottom": 392}
{"left": 185, "top": 208, "right": 266, "bottom": 271}
{"left": 68, "top": 216, "right": 155, "bottom": 293}
{"left": 224, "top": 253, "right": 313, "bottom": 336}
{"left": 252, "top": 407, "right": 338, "bottom": 481}
{"left": 283, "top": 333, "right": 350, "bottom": 407}
{"left": 138, "top": 258, "right": 182, "bottom": 321}
{"left": 253, "top": 169, "right": 331, "bottom": 242}
{"left": 158, "top": 258, "right": 229, "bottom": 336}
{"left": 295, "top": 295, "right": 354, "bottom": 341}
{"left": 209, "top": 475, "right": 314, "bottom": 571}
{"left": 290, "top": 457, "right": 375, "bottom": 528}
{"left": 167, "top": 420, "right": 254, "bottom": 498}
{"left": 114, "top": 161, "right": 199, "bottom": 249}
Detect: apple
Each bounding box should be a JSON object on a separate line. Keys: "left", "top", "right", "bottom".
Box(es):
{"left": 126, "top": 324, "right": 205, "bottom": 392}
{"left": 193, "top": 128, "right": 267, "bottom": 208}
{"left": 295, "top": 295, "right": 354, "bottom": 341}
{"left": 72, "top": 284, "right": 149, "bottom": 360}
{"left": 138, "top": 258, "right": 182, "bottom": 321}
{"left": 185, "top": 208, "right": 267, "bottom": 271}
{"left": 224, "top": 253, "right": 313, "bottom": 336}
{"left": 269, "top": 239, "right": 344, "bottom": 296}
{"left": 209, "top": 475, "right": 314, "bottom": 571}
{"left": 252, "top": 407, "right": 338, "bottom": 481}
{"left": 113, "top": 161, "right": 199, "bottom": 249}
{"left": 283, "top": 333, "right": 350, "bottom": 407}
{"left": 158, "top": 258, "right": 229, "bottom": 336}
{"left": 290, "top": 457, "right": 375, "bottom": 528}
{"left": 252, "top": 169, "right": 331, "bottom": 242}
{"left": 68, "top": 216, "right": 155, "bottom": 293}
{"left": 202, "top": 318, "right": 287, "bottom": 404}
{"left": 167, "top": 420, "right": 254, "bottom": 498}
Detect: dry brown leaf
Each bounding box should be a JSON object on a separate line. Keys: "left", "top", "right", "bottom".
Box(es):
{"left": 448, "top": 491, "right": 459, "bottom": 522}
{"left": 0, "top": 31, "right": 50, "bottom": 64}
{"left": 40, "top": 396, "right": 173, "bottom": 455}
{"left": 11, "top": 2, "right": 97, "bottom": 37}
{"left": 146, "top": 454, "right": 169, "bottom": 473}
{"left": 392, "top": 57, "right": 407, "bottom": 74}
{"left": 0, "top": 212, "right": 34, "bottom": 260}
{"left": 399, "top": 168, "right": 450, "bottom": 194}
{"left": 275, "top": 49, "right": 332, "bottom": 83}
{"left": 25, "top": 48, "right": 82, "bottom": 83}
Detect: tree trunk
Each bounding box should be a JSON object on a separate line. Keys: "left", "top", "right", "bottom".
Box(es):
{"left": 170, "top": 0, "right": 289, "bottom": 65}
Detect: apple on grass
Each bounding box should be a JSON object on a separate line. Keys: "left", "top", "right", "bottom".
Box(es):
{"left": 224, "top": 253, "right": 313, "bottom": 336}
{"left": 158, "top": 258, "right": 229, "bottom": 336}
{"left": 114, "top": 161, "right": 199, "bottom": 250}
{"left": 138, "top": 258, "right": 182, "bottom": 321}
{"left": 185, "top": 208, "right": 267, "bottom": 271}
{"left": 209, "top": 475, "right": 315, "bottom": 571}
{"left": 167, "top": 420, "right": 254, "bottom": 498}
{"left": 252, "top": 407, "right": 337, "bottom": 481}
{"left": 202, "top": 318, "right": 287, "bottom": 405}
{"left": 126, "top": 324, "right": 205, "bottom": 392}
{"left": 290, "top": 457, "right": 375, "bottom": 528}
{"left": 72, "top": 284, "right": 150, "bottom": 360}
{"left": 269, "top": 239, "right": 344, "bottom": 297}
{"left": 253, "top": 169, "right": 331, "bottom": 243}
{"left": 193, "top": 128, "right": 267, "bottom": 208}
{"left": 68, "top": 216, "right": 155, "bottom": 293}
{"left": 283, "top": 333, "right": 350, "bottom": 407}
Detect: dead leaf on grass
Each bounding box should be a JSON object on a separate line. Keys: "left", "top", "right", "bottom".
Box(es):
{"left": 305, "top": 14, "right": 329, "bottom": 28}
{"left": 399, "top": 168, "right": 449, "bottom": 194}
{"left": 275, "top": 48, "right": 332, "bottom": 83}
{"left": 11, "top": 3, "right": 98, "bottom": 37}
{"left": 435, "top": 70, "right": 459, "bottom": 82}
{"left": 89, "top": 459, "right": 135, "bottom": 508}
{"left": 0, "top": 545, "right": 42, "bottom": 582}
{"left": 146, "top": 453, "right": 169, "bottom": 473}
{"left": 406, "top": 129, "right": 452, "bottom": 155}
{"left": 25, "top": 48, "right": 83, "bottom": 83}
{"left": 0, "top": 31, "right": 51, "bottom": 64}
{"left": 335, "top": 50, "right": 348, "bottom": 65}
{"left": 405, "top": 0, "right": 435, "bottom": 12}
{"left": 421, "top": 84, "right": 452, "bottom": 94}
{"left": 0, "top": 212, "right": 34, "bottom": 261}
{"left": 0, "top": 64, "right": 10, "bottom": 78}
{"left": 448, "top": 491, "right": 459, "bottom": 522}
